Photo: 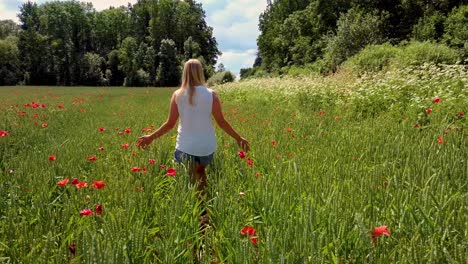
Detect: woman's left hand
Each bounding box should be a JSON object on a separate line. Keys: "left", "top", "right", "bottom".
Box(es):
{"left": 137, "top": 135, "right": 154, "bottom": 149}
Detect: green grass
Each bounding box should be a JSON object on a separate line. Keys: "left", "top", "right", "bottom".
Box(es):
{"left": 0, "top": 64, "right": 467, "bottom": 263}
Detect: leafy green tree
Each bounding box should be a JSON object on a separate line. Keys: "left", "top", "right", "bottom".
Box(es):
{"left": 0, "top": 20, "right": 20, "bottom": 39}
{"left": 0, "top": 36, "right": 20, "bottom": 85}
{"left": 443, "top": 5, "right": 468, "bottom": 59}
{"left": 323, "top": 7, "right": 386, "bottom": 72}
{"left": 157, "top": 38, "right": 180, "bottom": 86}
{"left": 119, "top": 37, "right": 139, "bottom": 86}
{"left": 412, "top": 11, "right": 446, "bottom": 41}
{"left": 83, "top": 53, "right": 105, "bottom": 86}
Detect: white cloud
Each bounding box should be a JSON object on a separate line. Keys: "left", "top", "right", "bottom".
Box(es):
{"left": 217, "top": 49, "right": 257, "bottom": 75}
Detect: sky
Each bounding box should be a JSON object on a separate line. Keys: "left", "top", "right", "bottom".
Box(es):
{"left": 0, "top": 0, "right": 267, "bottom": 74}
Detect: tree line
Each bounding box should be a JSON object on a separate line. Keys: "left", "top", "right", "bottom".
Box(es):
{"left": 0, "top": 0, "right": 220, "bottom": 86}
{"left": 242, "top": 0, "right": 467, "bottom": 78}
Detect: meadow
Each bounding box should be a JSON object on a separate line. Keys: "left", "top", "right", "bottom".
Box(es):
{"left": 0, "top": 64, "right": 466, "bottom": 263}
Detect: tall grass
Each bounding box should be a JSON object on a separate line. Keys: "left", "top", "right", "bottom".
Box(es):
{"left": 0, "top": 64, "right": 466, "bottom": 263}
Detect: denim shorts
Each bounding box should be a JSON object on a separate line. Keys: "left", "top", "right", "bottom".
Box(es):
{"left": 174, "top": 149, "right": 214, "bottom": 167}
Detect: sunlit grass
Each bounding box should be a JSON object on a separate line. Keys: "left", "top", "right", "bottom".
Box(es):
{"left": 0, "top": 64, "right": 466, "bottom": 263}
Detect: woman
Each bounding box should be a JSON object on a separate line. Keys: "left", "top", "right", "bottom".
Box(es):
{"left": 137, "top": 59, "right": 249, "bottom": 194}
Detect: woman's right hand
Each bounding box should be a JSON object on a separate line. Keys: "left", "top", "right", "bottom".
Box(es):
{"left": 237, "top": 137, "right": 250, "bottom": 152}
{"left": 137, "top": 135, "right": 154, "bottom": 149}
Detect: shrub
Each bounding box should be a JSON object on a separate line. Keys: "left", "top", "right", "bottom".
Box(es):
{"left": 392, "top": 41, "right": 460, "bottom": 66}
{"left": 344, "top": 43, "right": 400, "bottom": 74}
{"left": 207, "top": 71, "right": 236, "bottom": 86}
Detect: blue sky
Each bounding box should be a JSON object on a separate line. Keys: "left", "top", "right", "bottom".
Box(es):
{"left": 0, "top": 0, "right": 267, "bottom": 74}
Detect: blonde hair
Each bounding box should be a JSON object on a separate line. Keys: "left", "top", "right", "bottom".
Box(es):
{"left": 180, "top": 59, "right": 206, "bottom": 105}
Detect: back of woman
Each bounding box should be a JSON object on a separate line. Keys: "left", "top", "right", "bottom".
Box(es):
{"left": 176, "top": 85, "right": 216, "bottom": 156}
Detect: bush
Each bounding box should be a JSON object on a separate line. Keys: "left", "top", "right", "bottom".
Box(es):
{"left": 392, "top": 41, "right": 460, "bottom": 66}
{"left": 207, "top": 71, "right": 236, "bottom": 86}
{"left": 344, "top": 43, "right": 400, "bottom": 74}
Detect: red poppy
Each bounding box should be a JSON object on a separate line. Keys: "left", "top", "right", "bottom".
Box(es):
{"left": 57, "top": 178, "right": 69, "bottom": 187}
{"left": 250, "top": 237, "right": 258, "bottom": 245}
{"left": 41, "top": 123, "right": 48, "bottom": 128}
{"left": 149, "top": 159, "right": 156, "bottom": 164}
{"left": 142, "top": 167, "right": 148, "bottom": 173}
{"left": 121, "top": 143, "right": 129, "bottom": 149}
{"left": 57, "top": 104, "right": 63, "bottom": 109}
{"left": 76, "top": 181, "right": 88, "bottom": 189}
{"left": 80, "top": 109, "right": 85, "bottom": 113}
{"left": 255, "top": 172, "right": 262, "bottom": 177}
{"left": 98, "top": 127, "right": 105, "bottom": 132}
{"left": 41, "top": 104, "right": 46, "bottom": 108}
{"left": 437, "top": 136, "right": 443, "bottom": 144}
{"left": 246, "top": 158, "right": 254, "bottom": 166}
{"left": 92, "top": 180, "right": 106, "bottom": 189}
{"left": 432, "top": 97, "right": 440, "bottom": 103}
{"left": 49, "top": 155, "right": 56, "bottom": 161}
{"left": 166, "top": 168, "right": 176, "bottom": 176}
{"left": 0, "top": 130, "right": 10, "bottom": 137}
{"left": 238, "top": 150, "right": 246, "bottom": 159}
{"left": 95, "top": 204, "right": 102, "bottom": 215}
{"left": 68, "top": 243, "right": 76, "bottom": 255}
{"left": 459, "top": 112, "right": 464, "bottom": 117}
{"left": 131, "top": 167, "right": 141, "bottom": 172}
{"left": 240, "top": 226, "right": 256, "bottom": 236}
{"left": 71, "top": 178, "right": 79, "bottom": 185}
{"left": 271, "top": 141, "right": 276, "bottom": 146}
{"left": 87, "top": 155, "right": 97, "bottom": 162}
{"left": 372, "top": 225, "right": 391, "bottom": 242}
{"left": 414, "top": 124, "right": 420, "bottom": 129}
{"left": 125, "top": 128, "right": 131, "bottom": 134}
{"left": 118, "top": 131, "right": 124, "bottom": 136}
{"left": 98, "top": 147, "right": 105, "bottom": 151}
{"left": 160, "top": 164, "right": 166, "bottom": 169}
{"left": 80, "top": 208, "right": 93, "bottom": 216}
{"left": 426, "top": 108, "right": 432, "bottom": 114}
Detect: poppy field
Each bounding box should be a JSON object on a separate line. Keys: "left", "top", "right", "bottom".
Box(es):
{"left": 0, "top": 64, "right": 467, "bottom": 263}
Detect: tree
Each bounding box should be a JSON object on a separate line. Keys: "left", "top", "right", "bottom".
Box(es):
{"left": 119, "top": 37, "right": 139, "bottom": 86}
{"left": 216, "top": 63, "right": 226, "bottom": 73}
{"left": 83, "top": 53, "right": 105, "bottom": 86}
{"left": 0, "top": 20, "right": 20, "bottom": 39}
{"left": 0, "top": 36, "right": 20, "bottom": 85}
{"left": 157, "top": 39, "right": 180, "bottom": 86}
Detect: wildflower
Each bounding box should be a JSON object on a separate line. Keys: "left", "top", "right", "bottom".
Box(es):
{"left": 87, "top": 155, "right": 97, "bottom": 162}
{"left": 98, "top": 147, "right": 105, "bottom": 151}
{"left": 80, "top": 208, "right": 93, "bottom": 216}
{"left": 459, "top": 112, "right": 464, "bottom": 117}
{"left": 271, "top": 140, "right": 276, "bottom": 146}
{"left": 255, "top": 173, "right": 262, "bottom": 177}
{"left": 49, "top": 155, "right": 56, "bottom": 161}
{"left": 57, "top": 178, "right": 69, "bottom": 187}
{"left": 414, "top": 124, "right": 420, "bottom": 129}
{"left": 57, "top": 104, "right": 63, "bottom": 109}
{"left": 95, "top": 204, "right": 102, "bottom": 215}
{"left": 160, "top": 164, "right": 166, "bottom": 169}
{"left": 98, "top": 127, "right": 105, "bottom": 132}
{"left": 372, "top": 225, "right": 391, "bottom": 242}
{"left": 121, "top": 143, "right": 129, "bottom": 149}
{"left": 71, "top": 178, "right": 79, "bottom": 185}
{"left": 426, "top": 108, "right": 432, "bottom": 114}
{"left": 68, "top": 243, "right": 76, "bottom": 254}
{"left": 41, "top": 123, "right": 48, "bottom": 128}
{"left": 240, "top": 226, "right": 256, "bottom": 236}
{"left": 250, "top": 237, "right": 258, "bottom": 245}
{"left": 437, "top": 136, "right": 443, "bottom": 145}
{"left": 432, "top": 97, "right": 440, "bottom": 103}
{"left": 166, "top": 168, "right": 176, "bottom": 176}
{"left": 238, "top": 150, "right": 246, "bottom": 159}
{"left": 246, "top": 158, "right": 254, "bottom": 166}
{"left": 125, "top": 128, "right": 131, "bottom": 134}
{"left": 149, "top": 159, "right": 156, "bottom": 164}
{"left": 92, "top": 180, "right": 106, "bottom": 189}
{"left": 76, "top": 181, "right": 88, "bottom": 189}
{"left": 0, "top": 130, "right": 9, "bottom": 137}
{"left": 132, "top": 167, "right": 141, "bottom": 172}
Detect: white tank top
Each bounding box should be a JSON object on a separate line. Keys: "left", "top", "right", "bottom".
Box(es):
{"left": 175, "top": 85, "right": 216, "bottom": 156}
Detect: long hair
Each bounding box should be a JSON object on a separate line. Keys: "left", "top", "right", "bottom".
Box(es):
{"left": 180, "top": 59, "right": 206, "bottom": 106}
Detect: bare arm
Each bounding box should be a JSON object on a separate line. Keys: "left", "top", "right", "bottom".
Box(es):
{"left": 212, "top": 91, "right": 250, "bottom": 152}
{"left": 137, "top": 92, "right": 179, "bottom": 148}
